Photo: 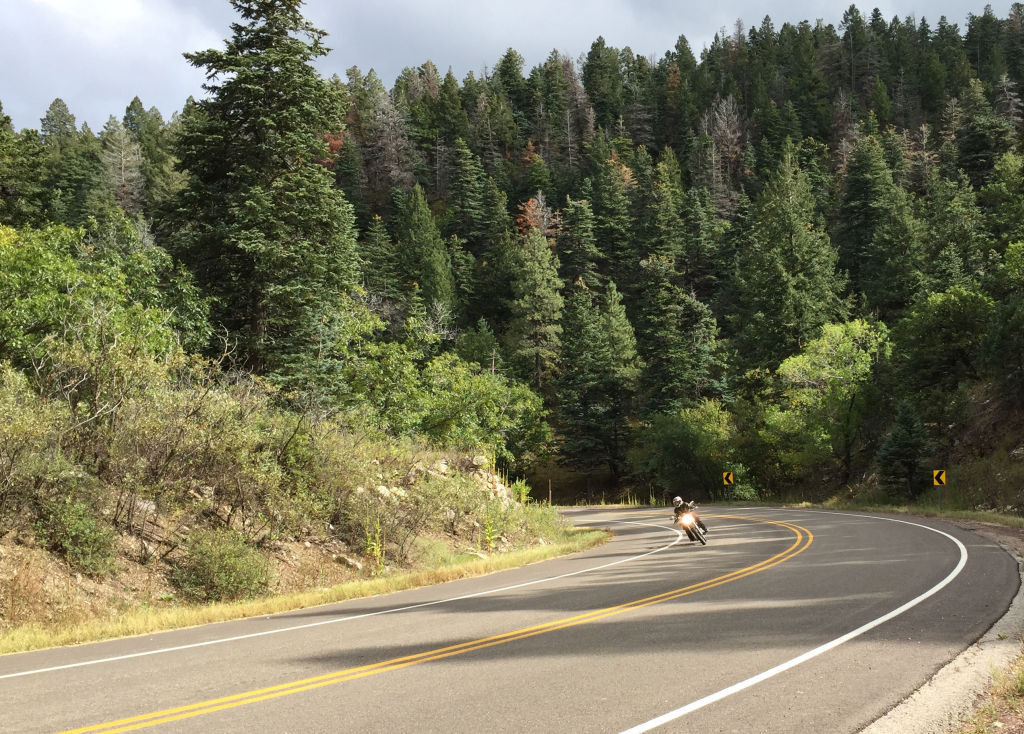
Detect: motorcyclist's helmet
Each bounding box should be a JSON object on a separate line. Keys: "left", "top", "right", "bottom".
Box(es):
{"left": 672, "top": 496, "right": 683, "bottom": 506}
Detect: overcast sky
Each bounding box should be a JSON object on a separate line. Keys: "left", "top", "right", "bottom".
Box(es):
{"left": 0, "top": 0, "right": 1007, "bottom": 132}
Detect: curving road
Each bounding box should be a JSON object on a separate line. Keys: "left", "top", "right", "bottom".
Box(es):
{"left": 0, "top": 507, "right": 1017, "bottom": 733}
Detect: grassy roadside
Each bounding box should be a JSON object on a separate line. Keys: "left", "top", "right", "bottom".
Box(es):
{"left": 0, "top": 528, "right": 608, "bottom": 657}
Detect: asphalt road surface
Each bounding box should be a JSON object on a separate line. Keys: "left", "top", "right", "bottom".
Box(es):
{"left": 0, "top": 506, "right": 1017, "bottom": 733}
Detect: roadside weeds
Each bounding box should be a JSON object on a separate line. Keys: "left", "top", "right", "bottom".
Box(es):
{"left": 0, "top": 528, "right": 608, "bottom": 656}
{"left": 959, "top": 653, "right": 1024, "bottom": 733}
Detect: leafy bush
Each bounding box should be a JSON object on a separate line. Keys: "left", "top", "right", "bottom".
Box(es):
{"left": 170, "top": 529, "right": 270, "bottom": 602}
{"left": 417, "top": 353, "right": 550, "bottom": 468}
{"left": 36, "top": 499, "right": 117, "bottom": 576}
{"left": 509, "top": 479, "right": 531, "bottom": 503}
{"left": 894, "top": 287, "right": 994, "bottom": 402}
{"left": 0, "top": 365, "right": 70, "bottom": 532}
{"left": 106, "top": 370, "right": 290, "bottom": 540}
{"left": 772, "top": 320, "right": 891, "bottom": 485}
{"left": 724, "top": 477, "right": 759, "bottom": 502}
{"left": 484, "top": 496, "right": 570, "bottom": 546}
{"left": 630, "top": 399, "right": 737, "bottom": 500}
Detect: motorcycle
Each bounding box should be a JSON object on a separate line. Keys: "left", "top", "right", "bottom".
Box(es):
{"left": 674, "top": 508, "right": 707, "bottom": 545}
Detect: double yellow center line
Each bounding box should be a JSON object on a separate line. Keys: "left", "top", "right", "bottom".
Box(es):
{"left": 64, "top": 515, "right": 812, "bottom": 733}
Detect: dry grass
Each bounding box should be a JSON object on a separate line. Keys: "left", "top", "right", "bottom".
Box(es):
{"left": 0, "top": 546, "right": 98, "bottom": 631}
{"left": 958, "top": 649, "right": 1024, "bottom": 733}
{"left": 0, "top": 554, "right": 55, "bottom": 626}
{"left": 0, "top": 528, "right": 608, "bottom": 656}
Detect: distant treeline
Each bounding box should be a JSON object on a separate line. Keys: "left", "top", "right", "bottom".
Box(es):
{"left": 2, "top": 0, "right": 1024, "bottom": 514}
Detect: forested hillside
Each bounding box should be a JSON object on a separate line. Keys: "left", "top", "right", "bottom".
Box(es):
{"left": 3, "top": 0, "right": 1024, "bottom": 598}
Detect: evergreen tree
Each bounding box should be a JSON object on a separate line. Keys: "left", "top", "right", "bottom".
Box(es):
{"left": 517, "top": 141, "right": 552, "bottom": 202}
{"left": 583, "top": 37, "right": 625, "bottom": 131}
{"left": 100, "top": 117, "right": 145, "bottom": 215}
{"left": 359, "top": 214, "right": 401, "bottom": 304}
{"left": 955, "top": 78, "right": 1014, "bottom": 187}
{"left": 122, "top": 97, "right": 182, "bottom": 216}
{"left": 636, "top": 255, "right": 719, "bottom": 414}
{"left": 628, "top": 145, "right": 656, "bottom": 249}
{"left": 919, "top": 50, "right": 949, "bottom": 120}
{"left": 600, "top": 279, "right": 642, "bottom": 462}
{"left": 920, "top": 170, "right": 992, "bottom": 291}
{"left": 446, "top": 233, "right": 476, "bottom": 319}
{"left": 172, "top": 0, "right": 359, "bottom": 381}
{"left": 505, "top": 227, "right": 563, "bottom": 391}
{"left": 395, "top": 184, "right": 456, "bottom": 313}
{"left": 0, "top": 102, "right": 47, "bottom": 227}
{"left": 985, "top": 242, "right": 1024, "bottom": 403}
{"left": 557, "top": 195, "right": 602, "bottom": 289}
{"left": 494, "top": 48, "right": 531, "bottom": 130}
{"left": 860, "top": 181, "right": 925, "bottom": 317}
{"left": 333, "top": 124, "right": 371, "bottom": 227}
{"left": 40, "top": 100, "right": 108, "bottom": 226}
{"left": 40, "top": 98, "right": 77, "bottom": 146}
{"left": 869, "top": 75, "right": 893, "bottom": 126}
{"left": 680, "top": 185, "right": 725, "bottom": 301}
{"left": 436, "top": 70, "right": 470, "bottom": 144}
{"left": 527, "top": 51, "right": 570, "bottom": 164}
{"left": 468, "top": 83, "right": 520, "bottom": 190}
{"left": 601, "top": 280, "right": 642, "bottom": 387}
{"left": 445, "top": 138, "right": 487, "bottom": 252}
{"left": 456, "top": 317, "right": 503, "bottom": 372}
{"left": 590, "top": 146, "right": 635, "bottom": 302}
{"left": 471, "top": 177, "right": 517, "bottom": 326}
{"left": 834, "top": 134, "right": 896, "bottom": 299}
{"left": 349, "top": 67, "right": 416, "bottom": 206}
{"left": 658, "top": 36, "right": 699, "bottom": 157}
{"left": 875, "top": 400, "right": 928, "bottom": 500}
{"left": 731, "top": 147, "right": 846, "bottom": 369}
{"left": 647, "top": 149, "right": 686, "bottom": 263}
{"left": 782, "top": 21, "right": 833, "bottom": 140}
{"left": 966, "top": 5, "right": 1006, "bottom": 89}
{"left": 979, "top": 152, "right": 1024, "bottom": 250}
{"left": 556, "top": 279, "right": 637, "bottom": 477}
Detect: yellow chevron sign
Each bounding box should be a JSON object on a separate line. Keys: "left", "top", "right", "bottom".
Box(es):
{"left": 723, "top": 471, "right": 734, "bottom": 486}
{"left": 933, "top": 469, "right": 946, "bottom": 486}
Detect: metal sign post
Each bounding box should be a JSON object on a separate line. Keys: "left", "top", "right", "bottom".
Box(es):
{"left": 933, "top": 469, "right": 946, "bottom": 511}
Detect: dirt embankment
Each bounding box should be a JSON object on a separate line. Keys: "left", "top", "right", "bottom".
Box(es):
{"left": 0, "top": 530, "right": 364, "bottom": 634}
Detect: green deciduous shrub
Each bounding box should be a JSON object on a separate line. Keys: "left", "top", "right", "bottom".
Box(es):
{"left": 170, "top": 529, "right": 270, "bottom": 602}
{"left": 0, "top": 365, "right": 71, "bottom": 533}
{"left": 630, "top": 399, "right": 737, "bottom": 500}
{"left": 36, "top": 498, "right": 117, "bottom": 577}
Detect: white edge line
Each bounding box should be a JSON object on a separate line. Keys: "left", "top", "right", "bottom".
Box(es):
{"left": 621, "top": 513, "right": 969, "bottom": 734}
{"left": 0, "top": 518, "right": 683, "bottom": 680}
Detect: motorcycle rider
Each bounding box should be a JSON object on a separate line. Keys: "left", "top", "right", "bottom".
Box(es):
{"left": 672, "top": 496, "right": 709, "bottom": 539}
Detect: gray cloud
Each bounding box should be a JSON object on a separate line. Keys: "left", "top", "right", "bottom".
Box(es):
{"left": 0, "top": 0, "right": 996, "bottom": 132}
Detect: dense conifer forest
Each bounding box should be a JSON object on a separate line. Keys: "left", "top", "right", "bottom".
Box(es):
{"left": 3, "top": 0, "right": 1024, "bottom": 593}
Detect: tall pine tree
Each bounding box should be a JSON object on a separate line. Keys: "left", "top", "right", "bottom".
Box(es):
{"left": 173, "top": 0, "right": 359, "bottom": 381}
{"left": 731, "top": 146, "right": 846, "bottom": 369}
{"left": 506, "top": 227, "right": 564, "bottom": 391}
{"left": 556, "top": 279, "right": 638, "bottom": 477}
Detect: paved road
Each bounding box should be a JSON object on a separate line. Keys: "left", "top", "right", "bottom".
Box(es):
{"left": 0, "top": 507, "right": 1017, "bottom": 733}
